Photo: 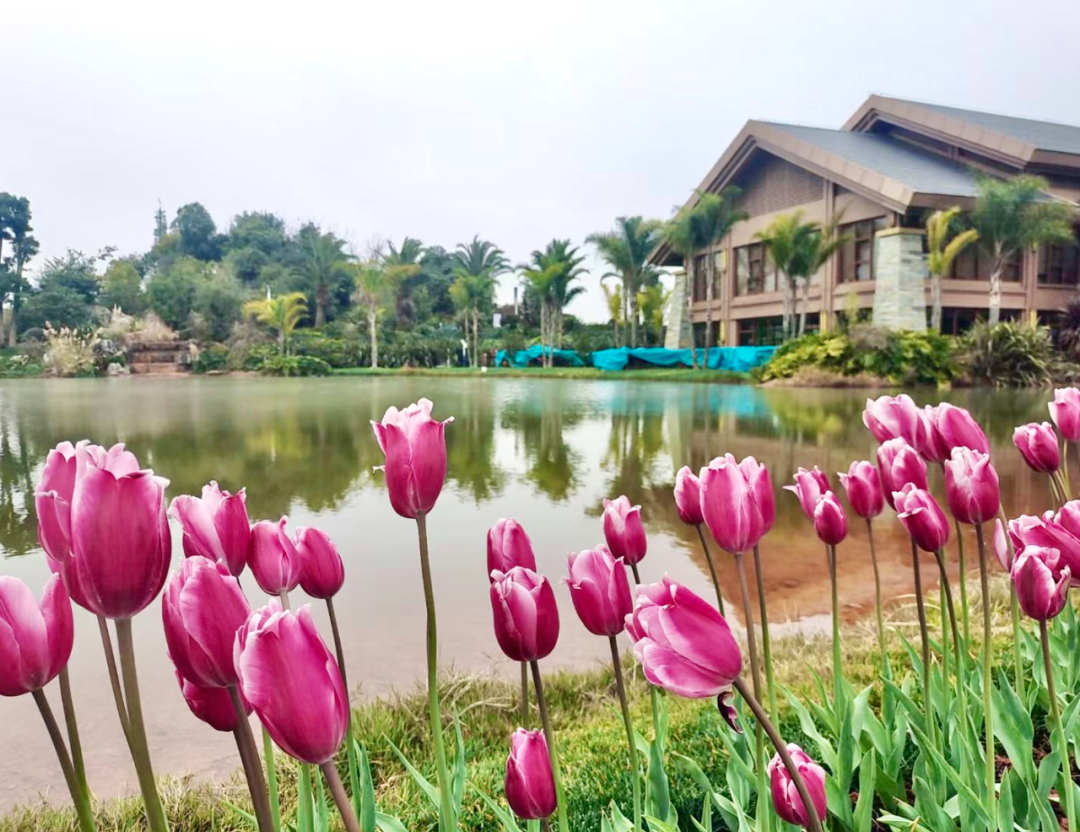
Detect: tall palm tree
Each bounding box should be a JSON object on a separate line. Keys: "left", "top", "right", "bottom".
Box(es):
{"left": 243, "top": 292, "right": 308, "bottom": 354}
{"left": 587, "top": 217, "right": 663, "bottom": 349}
{"left": 971, "top": 174, "right": 1076, "bottom": 325}
{"left": 926, "top": 208, "right": 979, "bottom": 332}
{"left": 637, "top": 283, "right": 670, "bottom": 346}
{"left": 451, "top": 237, "right": 509, "bottom": 366}
{"left": 294, "top": 231, "right": 352, "bottom": 328}
{"left": 520, "top": 240, "right": 588, "bottom": 365}
{"left": 601, "top": 278, "right": 623, "bottom": 345}
{"left": 355, "top": 260, "right": 421, "bottom": 367}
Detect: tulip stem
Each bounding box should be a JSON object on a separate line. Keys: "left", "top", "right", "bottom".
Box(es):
{"left": 114, "top": 618, "right": 167, "bottom": 832}
{"left": 540, "top": 818, "right": 551, "bottom": 832}
{"left": 933, "top": 549, "right": 965, "bottom": 671}
{"left": 865, "top": 519, "right": 889, "bottom": 674}
{"left": 520, "top": 662, "right": 529, "bottom": 724}
{"left": 262, "top": 727, "right": 281, "bottom": 830}
{"left": 629, "top": 562, "right": 641, "bottom": 585}
{"left": 826, "top": 545, "right": 842, "bottom": 700}
{"left": 752, "top": 544, "right": 778, "bottom": 724}
{"left": 321, "top": 761, "right": 362, "bottom": 832}
{"left": 732, "top": 677, "right": 823, "bottom": 832}
{"left": 608, "top": 636, "right": 642, "bottom": 831}
{"left": 278, "top": 591, "right": 291, "bottom": 610}
{"left": 228, "top": 686, "right": 274, "bottom": 832}
{"left": 909, "top": 538, "right": 934, "bottom": 745}
{"left": 415, "top": 512, "right": 455, "bottom": 832}
{"left": 998, "top": 505, "right": 1025, "bottom": 702}
{"left": 974, "top": 523, "right": 997, "bottom": 818}
{"left": 954, "top": 517, "right": 971, "bottom": 647}
{"left": 58, "top": 665, "right": 89, "bottom": 799}
{"left": 326, "top": 598, "right": 349, "bottom": 698}
{"left": 1041, "top": 620, "right": 1077, "bottom": 830}
{"left": 529, "top": 660, "right": 569, "bottom": 832}
{"left": 732, "top": 550, "right": 766, "bottom": 827}
{"left": 695, "top": 525, "right": 724, "bottom": 615}
{"left": 32, "top": 688, "right": 97, "bottom": 832}
{"left": 97, "top": 614, "right": 131, "bottom": 744}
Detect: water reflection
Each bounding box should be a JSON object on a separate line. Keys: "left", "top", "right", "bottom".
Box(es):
{"left": 0, "top": 377, "right": 1061, "bottom": 809}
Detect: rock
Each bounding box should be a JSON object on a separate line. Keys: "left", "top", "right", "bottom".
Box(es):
{"left": 107, "top": 362, "right": 131, "bottom": 377}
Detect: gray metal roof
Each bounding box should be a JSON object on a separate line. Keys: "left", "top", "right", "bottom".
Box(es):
{"left": 763, "top": 122, "right": 981, "bottom": 197}
{"left": 899, "top": 99, "right": 1080, "bottom": 155}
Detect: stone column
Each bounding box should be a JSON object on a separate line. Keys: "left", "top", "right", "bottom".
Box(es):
{"left": 664, "top": 271, "right": 690, "bottom": 349}
{"left": 871, "top": 228, "right": 927, "bottom": 331}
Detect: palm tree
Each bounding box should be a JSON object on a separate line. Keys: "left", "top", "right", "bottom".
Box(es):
{"left": 926, "top": 208, "right": 979, "bottom": 332}
{"left": 243, "top": 292, "right": 308, "bottom": 354}
{"left": 587, "top": 217, "right": 663, "bottom": 349}
{"left": 451, "top": 236, "right": 509, "bottom": 366}
{"left": 756, "top": 211, "right": 846, "bottom": 340}
{"left": 355, "top": 260, "right": 420, "bottom": 368}
{"left": 971, "top": 174, "right": 1076, "bottom": 325}
{"left": 601, "top": 278, "right": 623, "bottom": 345}
{"left": 637, "top": 283, "right": 670, "bottom": 346}
{"left": 520, "top": 264, "right": 559, "bottom": 367}
{"left": 294, "top": 231, "right": 352, "bottom": 328}
{"left": 520, "top": 240, "right": 588, "bottom": 366}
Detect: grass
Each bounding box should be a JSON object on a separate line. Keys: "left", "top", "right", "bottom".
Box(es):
{"left": 0, "top": 348, "right": 44, "bottom": 378}
{"left": 330, "top": 366, "right": 750, "bottom": 384}
{"left": 2, "top": 572, "right": 1024, "bottom": 832}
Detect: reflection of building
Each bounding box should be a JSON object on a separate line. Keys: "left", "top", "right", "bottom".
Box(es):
{"left": 653, "top": 95, "right": 1080, "bottom": 345}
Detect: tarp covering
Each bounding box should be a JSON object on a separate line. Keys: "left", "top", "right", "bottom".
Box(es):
{"left": 590, "top": 346, "right": 777, "bottom": 372}
{"left": 494, "top": 345, "right": 586, "bottom": 368}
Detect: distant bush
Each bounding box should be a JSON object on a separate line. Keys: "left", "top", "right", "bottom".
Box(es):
{"left": 959, "top": 321, "right": 1058, "bottom": 387}
{"left": 291, "top": 333, "right": 362, "bottom": 368}
{"left": 193, "top": 343, "right": 230, "bottom": 373}
{"left": 42, "top": 325, "right": 98, "bottom": 377}
{"left": 258, "top": 354, "right": 331, "bottom": 377}
{"left": 380, "top": 328, "right": 460, "bottom": 368}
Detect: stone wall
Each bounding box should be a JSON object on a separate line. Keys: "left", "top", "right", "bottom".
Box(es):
{"left": 871, "top": 229, "right": 927, "bottom": 331}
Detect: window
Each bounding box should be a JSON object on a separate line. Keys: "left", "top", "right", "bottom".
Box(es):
{"left": 734, "top": 243, "right": 777, "bottom": 295}
{"left": 690, "top": 252, "right": 725, "bottom": 302}
{"left": 1038, "top": 243, "right": 1080, "bottom": 286}
{"left": 838, "top": 218, "right": 887, "bottom": 282}
{"left": 737, "top": 316, "right": 783, "bottom": 346}
{"left": 950, "top": 245, "right": 1021, "bottom": 282}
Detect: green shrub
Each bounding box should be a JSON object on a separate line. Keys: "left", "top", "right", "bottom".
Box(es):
{"left": 242, "top": 344, "right": 279, "bottom": 372}
{"left": 959, "top": 321, "right": 1057, "bottom": 387}
{"left": 258, "top": 354, "right": 331, "bottom": 377}
{"left": 291, "top": 333, "right": 362, "bottom": 368}
{"left": 193, "top": 343, "right": 229, "bottom": 373}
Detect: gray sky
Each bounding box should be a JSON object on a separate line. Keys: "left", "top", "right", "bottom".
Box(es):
{"left": 8, "top": 0, "right": 1080, "bottom": 322}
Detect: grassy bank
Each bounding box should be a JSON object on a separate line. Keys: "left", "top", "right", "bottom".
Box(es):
{"left": 330, "top": 366, "right": 750, "bottom": 383}
{"left": 2, "top": 574, "right": 1021, "bottom": 832}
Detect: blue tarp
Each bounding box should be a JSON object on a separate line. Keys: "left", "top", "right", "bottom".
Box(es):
{"left": 590, "top": 346, "right": 777, "bottom": 372}
{"left": 494, "top": 345, "right": 586, "bottom": 368}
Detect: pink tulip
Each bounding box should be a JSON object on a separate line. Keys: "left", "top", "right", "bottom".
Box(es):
{"left": 838, "top": 461, "right": 884, "bottom": 519}
{"left": 1013, "top": 422, "right": 1061, "bottom": 474}
{"left": 234, "top": 602, "right": 349, "bottom": 764}
{"left": 917, "top": 405, "right": 952, "bottom": 463}
{"left": 894, "top": 484, "right": 951, "bottom": 552}
{"left": 624, "top": 577, "right": 742, "bottom": 698}
{"left": 739, "top": 456, "right": 776, "bottom": 534}
{"left": 768, "top": 744, "right": 828, "bottom": 829}
{"left": 1011, "top": 546, "right": 1071, "bottom": 621}
{"left": 876, "top": 439, "right": 928, "bottom": 509}
{"left": 162, "top": 556, "right": 251, "bottom": 688}
{"left": 1050, "top": 388, "right": 1080, "bottom": 443}
{"left": 1008, "top": 505, "right": 1080, "bottom": 583}
{"left": 489, "top": 567, "right": 560, "bottom": 662}
{"left": 813, "top": 492, "right": 848, "bottom": 546}
{"left": 863, "top": 394, "right": 925, "bottom": 447}
{"left": 700, "top": 456, "right": 765, "bottom": 555}
{"left": 602, "top": 496, "right": 647, "bottom": 565}
{"left": 944, "top": 447, "right": 1000, "bottom": 525}
{"left": 928, "top": 403, "right": 990, "bottom": 455}
{"left": 175, "top": 670, "right": 250, "bottom": 732}
{"left": 370, "top": 398, "right": 453, "bottom": 519}
{"left": 295, "top": 527, "right": 345, "bottom": 599}
{"left": 674, "top": 466, "right": 704, "bottom": 526}
{"left": 35, "top": 441, "right": 171, "bottom": 619}
{"left": 0, "top": 575, "right": 73, "bottom": 697}
{"left": 169, "top": 481, "right": 251, "bottom": 577}
{"left": 248, "top": 517, "right": 303, "bottom": 597}
{"left": 487, "top": 518, "right": 537, "bottom": 578}
{"left": 784, "top": 466, "right": 830, "bottom": 521}
{"left": 994, "top": 519, "right": 1011, "bottom": 571}
{"left": 565, "top": 546, "right": 633, "bottom": 636}
{"left": 505, "top": 729, "right": 556, "bottom": 820}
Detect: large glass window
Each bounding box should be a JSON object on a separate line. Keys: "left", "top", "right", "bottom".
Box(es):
{"left": 838, "top": 218, "right": 887, "bottom": 282}
{"left": 950, "top": 245, "right": 1021, "bottom": 282}
{"left": 734, "top": 243, "right": 777, "bottom": 296}
{"left": 737, "top": 316, "right": 784, "bottom": 345}
{"left": 1038, "top": 243, "right": 1080, "bottom": 286}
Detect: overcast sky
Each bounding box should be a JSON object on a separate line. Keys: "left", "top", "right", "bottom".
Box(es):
{"left": 8, "top": 0, "right": 1080, "bottom": 322}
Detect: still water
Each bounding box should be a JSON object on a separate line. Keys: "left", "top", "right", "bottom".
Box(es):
{"left": 0, "top": 377, "right": 1059, "bottom": 809}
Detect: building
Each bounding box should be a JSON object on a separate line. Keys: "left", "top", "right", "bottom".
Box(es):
{"left": 650, "top": 95, "right": 1080, "bottom": 346}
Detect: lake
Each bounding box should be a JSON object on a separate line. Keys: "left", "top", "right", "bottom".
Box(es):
{"left": 0, "top": 376, "right": 1059, "bottom": 810}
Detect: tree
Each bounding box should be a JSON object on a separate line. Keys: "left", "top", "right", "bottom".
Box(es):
{"left": 0, "top": 193, "right": 39, "bottom": 345}
{"left": 172, "top": 203, "right": 223, "bottom": 261}
{"left": 688, "top": 189, "right": 747, "bottom": 348}
{"left": 146, "top": 256, "right": 209, "bottom": 330}
{"left": 971, "top": 174, "right": 1077, "bottom": 325}
{"left": 293, "top": 228, "right": 352, "bottom": 328}
{"left": 153, "top": 202, "right": 168, "bottom": 244}
{"left": 37, "top": 250, "right": 103, "bottom": 304}
{"left": 600, "top": 278, "right": 623, "bottom": 345}
{"left": 100, "top": 258, "right": 146, "bottom": 314}
{"left": 451, "top": 236, "right": 509, "bottom": 366}
{"left": 384, "top": 237, "right": 427, "bottom": 325}
{"left": 756, "top": 211, "right": 846, "bottom": 340}
{"left": 637, "top": 283, "right": 670, "bottom": 346}
{"left": 227, "top": 211, "right": 288, "bottom": 257}
{"left": 243, "top": 293, "right": 308, "bottom": 354}
{"left": 191, "top": 266, "right": 247, "bottom": 341}
{"left": 354, "top": 260, "right": 420, "bottom": 368}
{"left": 588, "top": 217, "right": 663, "bottom": 350}
{"left": 926, "top": 208, "right": 979, "bottom": 332}
{"left": 520, "top": 240, "right": 587, "bottom": 365}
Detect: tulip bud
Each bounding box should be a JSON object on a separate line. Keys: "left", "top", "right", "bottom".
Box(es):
{"left": 838, "top": 461, "right": 884, "bottom": 519}
{"left": 162, "top": 557, "right": 251, "bottom": 688}
{"left": 1013, "top": 422, "right": 1061, "bottom": 474}
{"left": 601, "top": 496, "right": 647, "bottom": 565}
{"left": 784, "top": 466, "right": 830, "bottom": 521}
{"left": 1011, "top": 546, "right": 1071, "bottom": 621}
{"left": 505, "top": 729, "right": 556, "bottom": 820}
{"left": 894, "top": 484, "right": 950, "bottom": 553}
{"left": 944, "top": 447, "right": 1000, "bottom": 525}
{"left": 876, "top": 439, "right": 928, "bottom": 509}
{"left": 169, "top": 481, "right": 251, "bottom": 577}
{"left": 370, "top": 398, "right": 453, "bottom": 519}
{"left": 175, "top": 670, "right": 250, "bottom": 732}
{"left": 739, "top": 456, "right": 776, "bottom": 534}
{"left": 863, "top": 394, "right": 925, "bottom": 448}
{"left": 295, "top": 527, "right": 345, "bottom": 599}
{"left": 234, "top": 603, "right": 350, "bottom": 764}
{"left": 1050, "top": 388, "right": 1080, "bottom": 443}
{"left": 624, "top": 577, "right": 742, "bottom": 698}
{"left": 917, "top": 405, "right": 951, "bottom": 463}
{"left": 993, "top": 519, "right": 1012, "bottom": 571}
{"left": 929, "top": 403, "right": 990, "bottom": 455}
{"left": 0, "top": 575, "right": 74, "bottom": 697}
{"left": 813, "top": 492, "right": 848, "bottom": 546}
{"left": 674, "top": 467, "right": 705, "bottom": 526}
{"left": 700, "top": 456, "right": 765, "bottom": 555}
{"left": 248, "top": 517, "right": 303, "bottom": 597}
{"left": 768, "top": 744, "right": 828, "bottom": 829}
{"left": 565, "top": 546, "right": 633, "bottom": 636}
{"left": 489, "top": 567, "right": 560, "bottom": 662}
{"left": 487, "top": 519, "right": 537, "bottom": 578}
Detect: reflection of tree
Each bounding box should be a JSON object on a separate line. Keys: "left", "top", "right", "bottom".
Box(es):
{"left": 0, "top": 402, "right": 43, "bottom": 557}
{"left": 602, "top": 408, "right": 665, "bottom": 500}
{"left": 501, "top": 386, "right": 584, "bottom": 502}
{"left": 446, "top": 392, "right": 504, "bottom": 503}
